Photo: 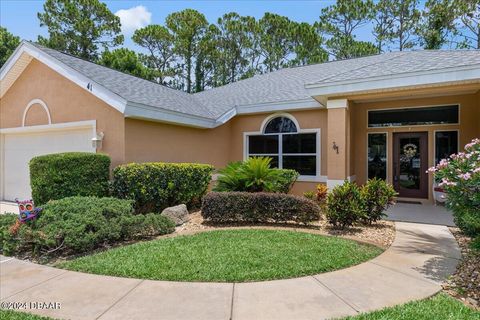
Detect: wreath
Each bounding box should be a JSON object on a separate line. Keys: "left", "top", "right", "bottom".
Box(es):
{"left": 403, "top": 143, "right": 417, "bottom": 159}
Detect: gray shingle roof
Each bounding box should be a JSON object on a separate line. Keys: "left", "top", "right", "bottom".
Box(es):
{"left": 31, "top": 43, "right": 214, "bottom": 119}
{"left": 31, "top": 42, "right": 480, "bottom": 121}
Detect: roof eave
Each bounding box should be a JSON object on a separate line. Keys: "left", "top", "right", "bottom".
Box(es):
{"left": 305, "top": 65, "right": 480, "bottom": 99}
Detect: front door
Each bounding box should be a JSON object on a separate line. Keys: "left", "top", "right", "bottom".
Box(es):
{"left": 393, "top": 132, "right": 428, "bottom": 198}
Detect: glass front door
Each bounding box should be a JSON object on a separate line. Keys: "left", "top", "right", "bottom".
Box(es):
{"left": 393, "top": 132, "right": 428, "bottom": 198}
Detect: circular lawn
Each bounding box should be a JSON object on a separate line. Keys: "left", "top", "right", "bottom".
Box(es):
{"left": 57, "top": 229, "right": 382, "bottom": 282}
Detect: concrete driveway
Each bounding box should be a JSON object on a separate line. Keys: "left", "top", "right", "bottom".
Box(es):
{"left": 386, "top": 203, "right": 455, "bottom": 227}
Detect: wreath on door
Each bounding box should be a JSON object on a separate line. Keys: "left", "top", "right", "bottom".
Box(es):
{"left": 403, "top": 143, "right": 417, "bottom": 159}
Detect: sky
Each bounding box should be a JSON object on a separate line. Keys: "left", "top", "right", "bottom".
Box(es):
{"left": 1, "top": 0, "right": 381, "bottom": 50}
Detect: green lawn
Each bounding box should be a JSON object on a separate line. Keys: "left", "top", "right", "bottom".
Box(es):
{"left": 341, "top": 293, "right": 480, "bottom": 320}
{"left": 57, "top": 229, "right": 382, "bottom": 282}
{"left": 0, "top": 309, "right": 53, "bottom": 320}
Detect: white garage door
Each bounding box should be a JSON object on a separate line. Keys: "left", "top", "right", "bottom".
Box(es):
{"left": 2, "top": 128, "right": 94, "bottom": 201}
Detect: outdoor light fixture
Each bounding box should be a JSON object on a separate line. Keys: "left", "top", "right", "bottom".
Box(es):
{"left": 92, "top": 132, "right": 104, "bottom": 149}
{"left": 333, "top": 142, "right": 339, "bottom": 154}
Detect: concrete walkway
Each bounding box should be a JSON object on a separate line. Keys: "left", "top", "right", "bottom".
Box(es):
{"left": 386, "top": 203, "right": 455, "bottom": 226}
{"left": 0, "top": 222, "right": 460, "bottom": 320}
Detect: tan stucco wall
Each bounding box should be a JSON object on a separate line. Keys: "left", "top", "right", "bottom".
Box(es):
{"left": 0, "top": 59, "right": 126, "bottom": 168}
{"left": 124, "top": 109, "right": 329, "bottom": 195}
{"left": 124, "top": 118, "right": 231, "bottom": 168}
{"left": 352, "top": 93, "right": 480, "bottom": 201}
{"left": 24, "top": 103, "right": 50, "bottom": 126}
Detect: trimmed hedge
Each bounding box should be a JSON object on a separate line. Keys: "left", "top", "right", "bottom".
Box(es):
{"left": 30, "top": 152, "right": 110, "bottom": 205}
{"left": 2, "top": 196, "right": 175, "bottom": 257}
{"left": 112, "top": 162, "right": 214, "bottom": 213}
{"left": 201, "top": 192, "right": 320, "bottom": 224}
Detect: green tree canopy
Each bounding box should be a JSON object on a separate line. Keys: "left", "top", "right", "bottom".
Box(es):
{"left": 99, "top": 48, "right": 151, "bottom": 80}
{"left": 166, "top": 9, "right": 208, "bottom": 93}
{"left": 258, "top": 13, "right": 294, "bottom": 72}
{"left": 0, "top": 27, "right": 20, "bottom": 67}
{"left": 37, "top": 0, "right": 123, "bottom": 60}
{"left": 419, "top": 0, "right": 457, "bottom": 49}
{"left": 132, "top": 25, "right": 175, "bottom": 84}
{"left": 454, "top": 0, "right": 480, "bottom": 49}
{"left": 318, "top": 0, "right": 377, "bottom": 59}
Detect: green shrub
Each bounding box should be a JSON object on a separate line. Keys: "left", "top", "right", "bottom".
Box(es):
{"left": 201, "top": 192, "right": 320, "bottom": 224}
{"left": 0, "top": 214, "right": 19, "bottom": 255}
{"left": 361, "top": 178, "right": 397, "bottom": 224}
{"left": 30, "top": 152, "right": 110, "bottom": 205}
{"left": 326, "top": 181, "right": 365, "bottom": 229}
{"left": 430, "top": 138, "right": 480, "bottom": 238}
{"left": 3, "top": 197, "right": 175, "bottom": 257}
{"left": 112, "top": 162, "right": 214, "bottom": 213}
{"left": 274, "top": 169, "right": 299, "bottom": 193}
{"left": 214, "top": 157, "right": 298, "bottom": 193}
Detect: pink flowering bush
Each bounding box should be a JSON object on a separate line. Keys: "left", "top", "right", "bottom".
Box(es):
{"left": 428, "top": 138, "right": 480, "bottom": 237}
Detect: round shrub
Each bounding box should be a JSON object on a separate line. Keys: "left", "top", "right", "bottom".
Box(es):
{"left": 30, "top": 152, "right": 111, "bottom": 205}
{"left": 3, "top": 196, "right": 175, "bottom": 257}
{"left": 326, "top": 181, "right": 365, "bottom": 229}
{"left": 201, "top": 192, "right": 320, "bottom": 224}
{"left": 112, "top": 162, "right": 214, "bottom": 213}
{"left": 361, "top": 178, "right": 397, "bottom": 224}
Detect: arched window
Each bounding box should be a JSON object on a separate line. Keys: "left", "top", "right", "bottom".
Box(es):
{"left": 264, "top": 116, "right": 297, "bottom": 133}
{"left": 245, "top": 114, "right": 319, "bottom": 177}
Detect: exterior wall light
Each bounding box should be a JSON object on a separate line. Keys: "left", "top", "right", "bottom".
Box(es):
{"left": 92, "top": 132, "right": 104, "bottom": 150}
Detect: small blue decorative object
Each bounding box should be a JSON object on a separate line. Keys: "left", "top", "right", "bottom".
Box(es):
{"left": 15, "top": 198, "right": 42, "bottom": 223}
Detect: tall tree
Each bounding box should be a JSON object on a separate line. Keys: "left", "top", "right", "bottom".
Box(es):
{"left": 242, "top": 16, "right": 263, "bottom": 78}
{"left": 317, "top": 0, "right": 377, "bottom": 59}
{"left": 390, "top": 0, "right": 421, "bottom": 51}
{"left": 290, "top": 22, "right": 328, "bottom": 66}
{"left": 166, "top": 9, "right": 208, "bottom": 93}
{"left": 99, "top": 48, "right": 151, "bottom": 80}
{"left": 0, "top": 27, "right": 20, "bottom": 67}
{"left": 194, "top": 24, "right": 219, "bottom": 91}
{"left": 419, "top": 0, "right": 457, "bottom": 49}
{"left": 373, "top": 0, "right": 396, "bottom": 52}
{"left": 258, "top": 13, "right": 294, "bottom": 72}
{"left": 37, "top": 0, "right": 123, "bottom": 60}
{"left": 215, "top": 12, "right": 250, "bottom": 85}
{"left": 132, "top": 25, "right": 176, "bottom": 85}
{"left": 454, "top": 0, "right": 480, "bottom": 49}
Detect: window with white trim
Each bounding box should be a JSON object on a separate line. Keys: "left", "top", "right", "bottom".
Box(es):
{"left": 246, "top": 116, "right": 319, "bottom": 176}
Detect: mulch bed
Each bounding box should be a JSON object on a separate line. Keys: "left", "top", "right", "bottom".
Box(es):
{"left": 175, "top": 211, "right": 395, "bottom": 249}
{"left": 443, "top": 228, "right": 480, "bottom": 310}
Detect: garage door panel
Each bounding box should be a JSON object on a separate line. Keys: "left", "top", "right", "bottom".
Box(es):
{"left": 3, "top": 128, "right": 93, "bottom": 201}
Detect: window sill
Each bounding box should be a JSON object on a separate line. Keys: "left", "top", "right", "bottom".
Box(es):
{"left": 297, "top": 175, "right": 327, "bottom": 183}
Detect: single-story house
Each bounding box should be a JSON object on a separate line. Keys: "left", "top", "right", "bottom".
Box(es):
{"left": 1, "top": 41, "right": 479, "bottom": 203}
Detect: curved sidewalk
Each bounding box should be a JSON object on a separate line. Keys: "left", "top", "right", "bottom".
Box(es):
{"left": 0, "top": 222, "right": 461, "bottom": 320}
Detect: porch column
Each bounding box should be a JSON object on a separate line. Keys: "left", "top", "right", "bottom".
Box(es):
{"left": 326, "top": 99, "right": 350, "bottom": 189}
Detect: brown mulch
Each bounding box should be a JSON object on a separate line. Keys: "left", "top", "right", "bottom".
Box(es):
{"left": 443, "top": 228, "right": 480, "bottom": 310}
{"left": 175, "top": 211, "right": 395, "bottom": 249}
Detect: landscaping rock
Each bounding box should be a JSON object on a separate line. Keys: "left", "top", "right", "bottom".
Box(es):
{"left": 161, "top": 204, "right": 190, "bottom": 226}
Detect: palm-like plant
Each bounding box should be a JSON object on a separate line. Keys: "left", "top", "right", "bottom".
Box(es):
{"left": 214, "top": 157, "right": 282, "bottom": 193}
{"left": 238, "top": 157, "right": 281, "bottom": 192}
